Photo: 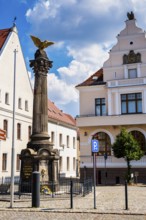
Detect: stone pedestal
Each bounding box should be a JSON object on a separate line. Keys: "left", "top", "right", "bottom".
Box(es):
{"left": 20, "top": 49, "right": 59, "bottom": 192}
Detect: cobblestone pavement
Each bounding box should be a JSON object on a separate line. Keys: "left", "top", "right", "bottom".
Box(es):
{"left": 0, "top": 211, "right": 145, "bottom": 220}
{"left": 0, "top": 185, "right": 146, "bottom": 219}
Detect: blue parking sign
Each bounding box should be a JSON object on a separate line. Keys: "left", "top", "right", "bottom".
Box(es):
{"left": 91, "top": 139, "right": 99, "bottom": 153}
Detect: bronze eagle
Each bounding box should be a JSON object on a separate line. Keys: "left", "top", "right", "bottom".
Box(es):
{"left": 30, "top": 35, "right": 54, "bottom": 50}
{"left": 127, "top": 11, "right": 135, "bottom": 20}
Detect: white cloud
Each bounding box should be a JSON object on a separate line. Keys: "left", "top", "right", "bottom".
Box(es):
{"left": 53, "top": 41, "right": 65, "bottom": 49}
{"left": 58, "top": 43, "right": 109, "bottom": 85}
{"left": 27, "top": 70, "right": 34, "bottom": 88}
{"left": 48, "top": 73, "right": 78, "bottom": 105}
{"left": 25, "top": 0, "right": 146, "bottom": 116}
{"left": 26, "top": 0, "right": 52, "bottom": 23}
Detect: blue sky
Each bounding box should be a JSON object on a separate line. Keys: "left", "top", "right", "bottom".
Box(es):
{"left": 1, "top": 0, "right": 146, "bottom": 117}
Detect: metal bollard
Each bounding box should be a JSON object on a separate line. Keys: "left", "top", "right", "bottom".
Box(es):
{"left": 32, "top": 171, "right": 40, "bottom": 208}
{"left": 70, "top": 180, "right": 73, "bottom": 209}
{"left": 125, "top": 180, "right": 128, "bottom": 210}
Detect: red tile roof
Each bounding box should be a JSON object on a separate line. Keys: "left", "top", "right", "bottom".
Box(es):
{"left": 48, "top": 99, "right": 76, "bottom": 127}
{"left": 76, "top": 68, "right": 105, "bottom": 87}
{"left": 0, "top": 28, "right": 11, "bottom": 49}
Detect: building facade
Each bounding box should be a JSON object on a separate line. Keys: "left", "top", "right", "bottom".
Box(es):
{"left": 0, "top": 25, "right": 33, "bottom": 181}
{"left": 76, "top": 13, "right": 146, "bottom": 184}
{"left": 47, "top": 100, "right": 79, "bottom": 178}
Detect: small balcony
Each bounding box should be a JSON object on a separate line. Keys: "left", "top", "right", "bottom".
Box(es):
{"left": 107, "top": 77, "right": 146, "bottom": 88}
{"left": 76, "top": 113, "right": 146, "bottom": 127}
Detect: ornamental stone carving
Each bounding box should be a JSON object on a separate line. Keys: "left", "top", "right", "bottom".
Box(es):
{"left": 123, "top": 50, "right": 141, "bottom": 64}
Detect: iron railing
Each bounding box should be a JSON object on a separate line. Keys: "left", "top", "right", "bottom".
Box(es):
{"left": 0, "top": 177, "right": 92, "bottom": 200}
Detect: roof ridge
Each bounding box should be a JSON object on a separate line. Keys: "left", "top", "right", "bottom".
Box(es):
{"left": 48, "top": 99, "right": 76, "bottom": 126}
{"left": 76, "top": 68, "right": 105, "bottom": 87}
{"left": 0, "top": 28, "right": 12, "bottom": 50}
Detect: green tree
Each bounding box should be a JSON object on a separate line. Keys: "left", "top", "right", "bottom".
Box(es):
{"left": 112, "top": 128, "right": 144, "bottom": 183}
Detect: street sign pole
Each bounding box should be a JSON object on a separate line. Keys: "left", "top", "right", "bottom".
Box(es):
{"left": 93, "top": 152, "right": 96, "bottom": 209}
{"left": 91, "top": 139, "right": 99, "bottom": 209}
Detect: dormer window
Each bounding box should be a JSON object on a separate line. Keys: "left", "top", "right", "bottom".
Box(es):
{"left": 128, "top": 68, "right": 137, "bottom": 78}
{"left": 92, "top": 76, "right": 98, "bottom": 81}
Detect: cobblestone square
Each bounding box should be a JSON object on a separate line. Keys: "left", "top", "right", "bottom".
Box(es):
{"left": 0, "top": 185, "right": 146, "bottom": 219}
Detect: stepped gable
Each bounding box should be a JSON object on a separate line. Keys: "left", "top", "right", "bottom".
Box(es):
{"left": 0, "top": 28, "right": 11, "bottom": 49}
{"left": 48, "top": 99, "right": 76, "bottom": 126}
{"left": 76, "top": 68, "right": 105, "bottom": 87}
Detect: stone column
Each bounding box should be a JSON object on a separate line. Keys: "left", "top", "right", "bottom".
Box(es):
{"left": 137, "top": 63, "right": 141, "bottom": 77}
{"left": 20, "top": 48, "right": 59, "bottom": 191}
{"left": 143, "top": 90, "right": 146, "bottom": 113}
{"left": 124, "top": 65, "right": 128, "bottom": 79}
{"left": 115, "top": 92, "right": 119, "bottom": 115}
{"left": 28, "top": 49, "right": 53, "bottom": 151}
{"left": 108, "top": 90, "right": 112, "bottom": 115}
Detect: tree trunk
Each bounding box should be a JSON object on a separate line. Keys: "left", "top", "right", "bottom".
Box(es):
{"left": 127, "top": 159, "right": 131, "bottom": 183}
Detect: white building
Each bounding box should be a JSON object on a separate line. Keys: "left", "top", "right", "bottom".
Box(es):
{"left": 76, "top": 12, "right": 146, "bottom": 184}
{"left": 0, "top": 24, "right": 78, "bottom": 181}
{"left": 48, "top": 100, "right": 79, "bottom": 178}
{"left": 0, "top": 25, "right": 33, "bottom": 181}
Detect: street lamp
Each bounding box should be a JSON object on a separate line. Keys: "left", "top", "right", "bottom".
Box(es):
{"left": 10, "top": 48, "right": 18, "bottom": 208}
{"left": 104, "top": 152, "right": 108, "bottom": 185}
{"left": 81, "top": 162, "right": 87, "bottom": 180}
{"left": 59, "top": 144, "right": 64, "bottom": 178}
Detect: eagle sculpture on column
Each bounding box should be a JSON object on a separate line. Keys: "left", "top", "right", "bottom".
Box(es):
{"left": 30, "top": 35, "right": 54, "bottom": 50}
{"left": 30, "top": 35, "right": 54, "bottom": 59}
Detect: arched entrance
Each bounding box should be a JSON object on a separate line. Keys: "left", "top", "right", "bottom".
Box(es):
{"left": 93, "top": 132, "right": 112, "bottom": 156}
{"left": 92, "top": 132, "right": 111, "bottom": 185}
{"left": 130, "top": 130, "right": 146, "bottom": 153}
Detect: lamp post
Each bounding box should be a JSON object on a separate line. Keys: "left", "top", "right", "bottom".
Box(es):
{"left": 76, "top": 159, "right": 79, "bottom": 177}
{"left": 10, "top": 48, "right": 18, "bottom": 208}
{"left": 83, "top": 166, "right": 87, "bottom": 180}
{"left": 104, "top": 152, "right": 108, "bottom": 185}
{"left": 59, "top": 144, "right": 64, "bottom": 178}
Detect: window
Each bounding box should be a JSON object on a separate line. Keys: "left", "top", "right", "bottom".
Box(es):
{"left": 73, "top": 137, "right": 76, "bottom": 149}
{"left": 128, "top": 68, "right": 137, "bottom": 78}
{"left": 28, "top": 126, "right": 31, "bottom": 140}
{"left": 25, "top": 100, "right": 28, "bottom": 111}
{"left": 18, "top": 98, "right": 22, "bottom": 109}
{"left": 51, "top": 131, "right": 55, "bottom": 143}
{"left": 67, "top": 157, "right": 70, "bottom": 171}
{"left": 17, "top": 123, "right": 21, "bottom": 140}
{"left": 5, "top": 93, "right": 9, "bottom": 105}
{"left": 67, "top": 135, "right": 69, "bottom": 148}
{"left": 59, "top": 133, "right": 62, "bottom": 146}
{"left": 2, "top": 153, "right": 7, "bottom": 171}
{"left": 121, "top": 93, "right": 142, "bottom": 114}
{"left": 73, "top": 158, "right": 76, "bottom": 171}
{"left": 59, "top": 157, "right": 63, "bottom": 171}
{"left": 16, "top": 154, "right": 20, "bottom": 171}
{"left": 95, "top": 98, "right": 106, "bottom": 116}
{"left": 3, "top": 120, "right": 8, "bottom": 137}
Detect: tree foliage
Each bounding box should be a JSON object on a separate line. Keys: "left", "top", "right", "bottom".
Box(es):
{"left": 112, "top": 128, "right": 144, "bottom": 182}
{"left": 112, "top": 128, "right": 143, "bottom": 161}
